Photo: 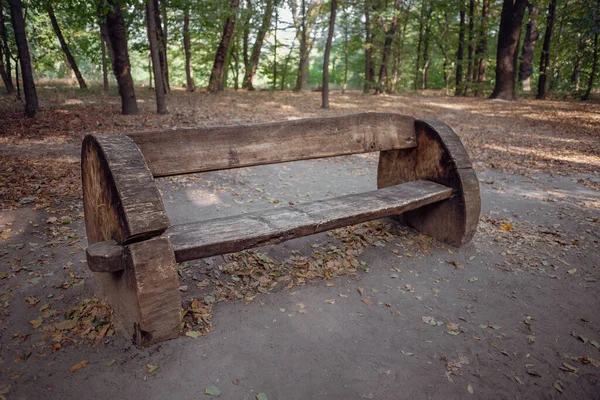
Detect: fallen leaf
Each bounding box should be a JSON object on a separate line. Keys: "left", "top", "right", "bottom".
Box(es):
{"left": 560, "top": 363, "right": 579, "bottom": 374}
{"left": 467, "top": 384, "right": 474, "bottom": 395}
{"left": 361, "top": 298, "right": 374, "bottom": 306}
{"left": 29, "top": 317, "right": 43, "bottom": 329}
{"left": 107, "top": 359, "right": 116, "bottom": 366}
{"left": 500, "top": 222, "right": 513, "bottom": 231}
{"left": 525, "top": 364, "right": 541, "bottom": 377}
{"left": 145, "top": 364, "right": 160, "bottom": 375}
{"left": 326, "top": 282, "right": 335, "bottom": 287}
{"left": 446, "top": 322, "right": 460, "bottom": 331}
{"left": 567, "top": 268, "right": 577, "bottom": 274}
{"left": 553, "top": 380, "right": 564, "bottom": 393}
{"left": 185, "top": 331, "right": 200, "bottom": 338}
{"left": 358, "top": 287, "right": 364, "bottom": 296}
{"left": 70, "top": 360, "right": 88, "bottom": 372}
{"left": 325, "top": 299, "right": 335, "bottom": 304}
{"left": 256, "top": 393, "right": 268, "bottom": 400}
{"left": 205, "top": 385, "right": 221, "bottom": 397}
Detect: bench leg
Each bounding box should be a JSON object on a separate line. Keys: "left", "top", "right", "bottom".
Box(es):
{"left": 93, "top": 236, "right": 181, "bottom": 347}
{"left": 377, "top": 119, "right": 481, "bottom": 247}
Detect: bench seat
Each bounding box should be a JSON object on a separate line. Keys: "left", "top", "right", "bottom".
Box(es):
{"left": 168, "top": 180, "right": 453, "bottom": 262}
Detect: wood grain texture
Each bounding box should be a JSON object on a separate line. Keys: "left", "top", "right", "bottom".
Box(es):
{"left": 82, "top": 134, "right": 170, "bottom": 244}
{"left": 127, "top": 113, "right": 417, "bottom": 177}
{"left": 377, "top": 119, "right": 481, "bottom": 246}
{"left": 125, "top": 236, "right": 181, "bottom": 347}
{"left": 86, "top": 240, "right": 125, "bottom": 272}
{"left": 82, "top": 135, "right": 179, "bottom": 347}
{"left": 169, "top": 180, "right": 452, "bottom": 262}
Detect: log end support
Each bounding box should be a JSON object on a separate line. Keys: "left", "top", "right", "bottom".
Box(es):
{"left": 377, "top": 119, "right": 481, "bottom": 246}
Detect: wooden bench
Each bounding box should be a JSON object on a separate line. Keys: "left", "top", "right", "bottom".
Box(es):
{"left": 81, "top": 113, "right": 480, "bottom": 347}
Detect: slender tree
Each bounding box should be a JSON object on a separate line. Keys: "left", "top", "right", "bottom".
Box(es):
{"left": 518, "top": 3, "right": 538, "bottom": 92}
{"left": 582, "top": 0, "right": 599, "bottom": 100}
{"left": 100, "top": 29, "right": 109, "bottom": 92}
{"left": 47, "top": 3, "right": 87, "bottom": 89}
{"left": 102, "top": 0, "right": 138, "bottom": 115}
{"left": 489, "top": 0, "right": 528, "bottom": 100}
{"left": 146, "top": 0, "right": 167, "bottom": 114}
{"left": 474, "top": 0, "right": 490, "bottom": 96}
{"left": 291, "top": 0, "right": 322, "bottom": 91}
{"left": 464, "top": 0, "right": 475, "bottom": 95}
{"left": 377, "top": 0, "right": 401, "bottom": 94}
{"left": 537, "top": 0, "right": 557, "bottom": 99}
{"left": 363, "top": 0, "right": 374, "bottom": 93}
{"left": 160, "top": 0, "right": 170, "bottom": 92}
{"left": 208, "top": 0, "right": 240, "bottom": 93}
{"left": 321, "top": 0, "right": 336, "bottom": 108}
{"left": 244, "top": 0, "right": 275, "bottom": 90}
{"left": 455, "top": 0, "right": 466, "bottom": 96}
{"left": 0, "top": 1, "right": 14, "bottom": 93}
{"left": 183, "top": 4, "right": 195, "bottom": 92}
{"left": 8, "top": 0, "right": 38, "bottom": 117}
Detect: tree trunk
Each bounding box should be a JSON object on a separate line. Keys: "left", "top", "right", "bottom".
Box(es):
{"left": 244, "top": 0, "right": 274, "bottom": 90}
{"left": 47, "top": 3, "right": 87, "bottom": 89}
{"left": 489, "top": 0, "right": 528, "bottom": 100}
{"left": 146, "top": 0, "right": 167, "bottom": 114}
{"left": 0, "top": 38, "right": 14, "bottom": 93}
{"left": 582, "top": 0, "right": 599, "bottom": 101}
{"left": 342, "top": 2, "right": 348, "bottom": 94}
{"left": 160, "top": 0, "right": 170, "bottom": 92}
{"left": 321, "top": 0, "right": 336, "bottom": 109}
{"left": 536, "top": 0, "right": 556, "bottom": 99}
{"left": 100, "top": 30, "right": 109, "bottom": 92}
{"left": 414, "top": 0, "right": 426, "bottom": 92}
{"left": 294, "top": 0, "right": 308, "bottom": 92}
{"left": 0, "top": 1, "right": 14, "bottom": 93}
{"left": 8, "top": 0, "right": 37, "bottom": 117}
{"left": 455, "top": 0, "right": 466, "bottom": 96}
{"left": 474, "top": 0, "right": 490, "bottom": 97}
{"left": 363, "top": 0, "right": 374, "bottom": 93}
{"left": 183, "top": 5, "right": 195, "bottom": 92}
{"left": 377, "top": 0, "right": 402, "bottom": 94}
{"left": 150, "top": 0, "right": 168, "bottom": 94}
{"left": 464, "top": 0, "right": 475, "bottom": 95}
{"left": 103, "top": 0, "right": 138, "bottom": 115}
{"left": 208, "top": 0, "right": 240, "bottom": 93}
{"left": 421, "top": 6, "right": 432, "bottom": 90}
{"left": 273, "top": 7, "right": 278, "bottom": 89}
{"left": 548, "top": 0, "right": 569, "bottom": 91}
{"left": 518, "top": 3, "right": 537, "bottom": 92}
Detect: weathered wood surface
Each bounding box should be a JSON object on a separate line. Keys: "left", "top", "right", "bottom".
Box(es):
{"left": 377, "top": 119, "right": 480, "bottom": 246}
{"left": 86, "top": 240, "right": 125, "bottom": 272}
{"left": 128, "top": 113, "right": 417, "bottom": 177}
{"left": 125, "top": 236, "right": 181, "bottom": 347}
{"left": 82, "top": 134, "right": 170, "bottom": 244}
{"left": 169, "top": 180, "right": 452, "bottom": 262}
{"left": 82, "top": 134, "right": 180, "bottom": 346}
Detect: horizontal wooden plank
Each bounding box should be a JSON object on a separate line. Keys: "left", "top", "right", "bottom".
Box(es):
{"left": 168, "top": 180, "right": 452, "bottom": 262}
{"left": 127, "top": 113, "right": 416, "bottom": 177}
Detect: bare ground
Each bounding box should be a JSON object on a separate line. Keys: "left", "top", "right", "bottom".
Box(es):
{"left": 0, "top": 88, "right": 599, "bottom": 399}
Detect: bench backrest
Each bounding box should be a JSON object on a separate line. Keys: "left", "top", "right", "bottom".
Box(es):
{"left": 127, "top": 113, "right": 416, "bottom": 177}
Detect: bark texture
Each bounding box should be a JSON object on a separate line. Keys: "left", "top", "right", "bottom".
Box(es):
{"left": 537, "top": 0, "right": 556, "bottom": 99}
{"left": 321, "top": 0, "right": 336, "bottom": 109}
{"left": 8, "top": 0, "right": 38, "bottom": 117}
{"left": 146, "top": 0, "right": 167, "bottom": 114}
{"left": 47, "top": 3, "right": 87, "bottom": 89}
{"left": 104, "top": 0, "right": 139, "bottom": 115}
{"left": 518, "top": 3, "right": 538, "bottom": 92}
{"left": 183, "top": 5, "right": 195, "bottom": 92}
{"left": 489, "top": 0, "right": 528, "bottom": 100}
{"left": 244, "top": 0, "right": 275, "bottom": 90}
{"left": 208, "top": 0, "right": 240, "bottom": 93}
